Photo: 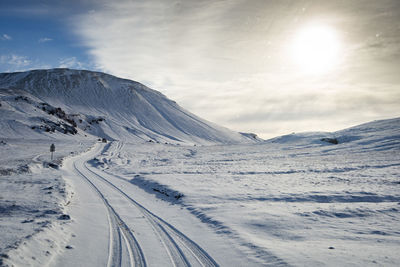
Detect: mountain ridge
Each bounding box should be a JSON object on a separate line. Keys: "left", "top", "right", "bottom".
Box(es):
{"left": 0, "top": 68, "right": 259, "bottom": 144}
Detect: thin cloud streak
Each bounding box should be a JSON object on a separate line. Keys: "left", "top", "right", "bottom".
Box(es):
{"left": 0, "top": 54, "right": 31, "bottom": 68}
{"left": 38, "top": 37, "right": 53, "bottom": 43}
{"left": 1, "top": 34, "right": 12, "bottom": 40}
{"left": 0, "top": 54, "right": 52, "bottom": 72}
{"left": 58, "top": 57, "right": 85, "bottom": 69}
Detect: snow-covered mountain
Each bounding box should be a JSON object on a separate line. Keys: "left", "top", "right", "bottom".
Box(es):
{"left": 0, "top": 68, "right": 258, "bottom": 144}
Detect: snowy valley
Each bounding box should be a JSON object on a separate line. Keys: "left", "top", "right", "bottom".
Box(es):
{"left": 0, "top": 69, "right": 399, "bottom": 266}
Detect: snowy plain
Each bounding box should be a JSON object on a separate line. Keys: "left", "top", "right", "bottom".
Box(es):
{"left": 1, "top": 118, "right": 399, "bottom": 266}
{"left": 90, "top": 118, "right": 400, "bottom": 266}
{"left": 0, "top": 69, "right": 399, "bottom": 266}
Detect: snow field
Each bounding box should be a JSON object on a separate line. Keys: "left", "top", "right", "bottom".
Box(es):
{"left": 1, "top": 115, "right": 399, "bottom": 266}
{"left": 98, "top": 138, "right": 400, "bottom": 266}
{"left": 1, "top": 141, "right": 253, "bottom": 266}
{"left": 0, "top": 138, "right": 94, "bottom": 265}
{"left": 61, "top": 143, "right": 254, "bottom": 266}
{"left": 0, "top": 66, "right": 399, "bottom": 266}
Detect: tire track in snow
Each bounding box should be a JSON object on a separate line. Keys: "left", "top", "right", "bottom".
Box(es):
{"left": 84, "top": 162, "right": 191, "bottom": 267}
{"left": 73, "top": 158, "right": 146, "bottom": 267}
{"left": 86, "top": 141, "right": 219, "bottom": 267}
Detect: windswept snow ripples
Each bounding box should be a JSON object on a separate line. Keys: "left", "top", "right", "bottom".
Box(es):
{"left": 231, "top": 162, "right": 400, "bottom": 175}
{"left": 217, "top": 193, "right": 400, "bottom": 203}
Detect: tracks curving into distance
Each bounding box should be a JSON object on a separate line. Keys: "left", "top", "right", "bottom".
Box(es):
{"left": 72, "top": 142, "right": 218, "bottom": 267}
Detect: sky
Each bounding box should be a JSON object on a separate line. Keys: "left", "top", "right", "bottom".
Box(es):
{"left": 1, "top": 0, "right": 400, "bottom": 138}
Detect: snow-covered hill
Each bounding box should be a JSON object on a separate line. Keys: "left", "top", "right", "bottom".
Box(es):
{"left": 0, "top": 68, "right": 258, "bottom": 144}
{"left": 265, "top": 117, "right": 400, "bottom": 151}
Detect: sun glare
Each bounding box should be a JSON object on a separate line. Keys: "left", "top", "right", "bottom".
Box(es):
{"left": 291, "top": 24, "right": 341, "bottom": 75}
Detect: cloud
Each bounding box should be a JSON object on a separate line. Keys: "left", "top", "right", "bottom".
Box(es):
{"left": 58, "top": 57, "right": 85, "bottom": 69}
{"left": 174, "top": 72, "right": 400, "bottom": 138}
{"left": 38, "top": 37, "right": 53, "bottom": 43}
{"left": 0, "top": 54, "right": 31, "bottom": 67}
{"left": 0, "top": 54, "right": 53, "bottom": 73}
{"left": 72, "top": 0, "right": 400, "bottom": 138}
{"left": 1, "top": 34, "right": 12, "bottom": 40}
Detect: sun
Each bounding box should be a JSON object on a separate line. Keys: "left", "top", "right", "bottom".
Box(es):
{"left": 290, "top": 24, "right": 341, "bottom": 74}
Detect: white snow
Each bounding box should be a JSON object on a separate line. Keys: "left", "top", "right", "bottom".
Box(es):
{"left": 1, "top": 68, "right": 399, "bottom": 266}
{"left": 0, "top": 138, "right": 94, "bottom": 265}
{"left": 86, "top": 118, "right": 400, "bottom": 266}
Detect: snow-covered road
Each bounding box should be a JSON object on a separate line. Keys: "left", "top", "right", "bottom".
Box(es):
{"left": 56, "top": 142, "right": 220, "bottom": 267}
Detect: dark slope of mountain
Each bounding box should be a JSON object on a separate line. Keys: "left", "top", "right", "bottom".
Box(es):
{"left": 0, "top": 68, "right": 258, "bottom": 144}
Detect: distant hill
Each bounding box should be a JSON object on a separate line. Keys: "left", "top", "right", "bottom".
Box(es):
{"left": 265, "top": 117, "right": 400, "bottom": 151}
{"left": 0, "top": 68, "right": 258, "bottom": 144}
